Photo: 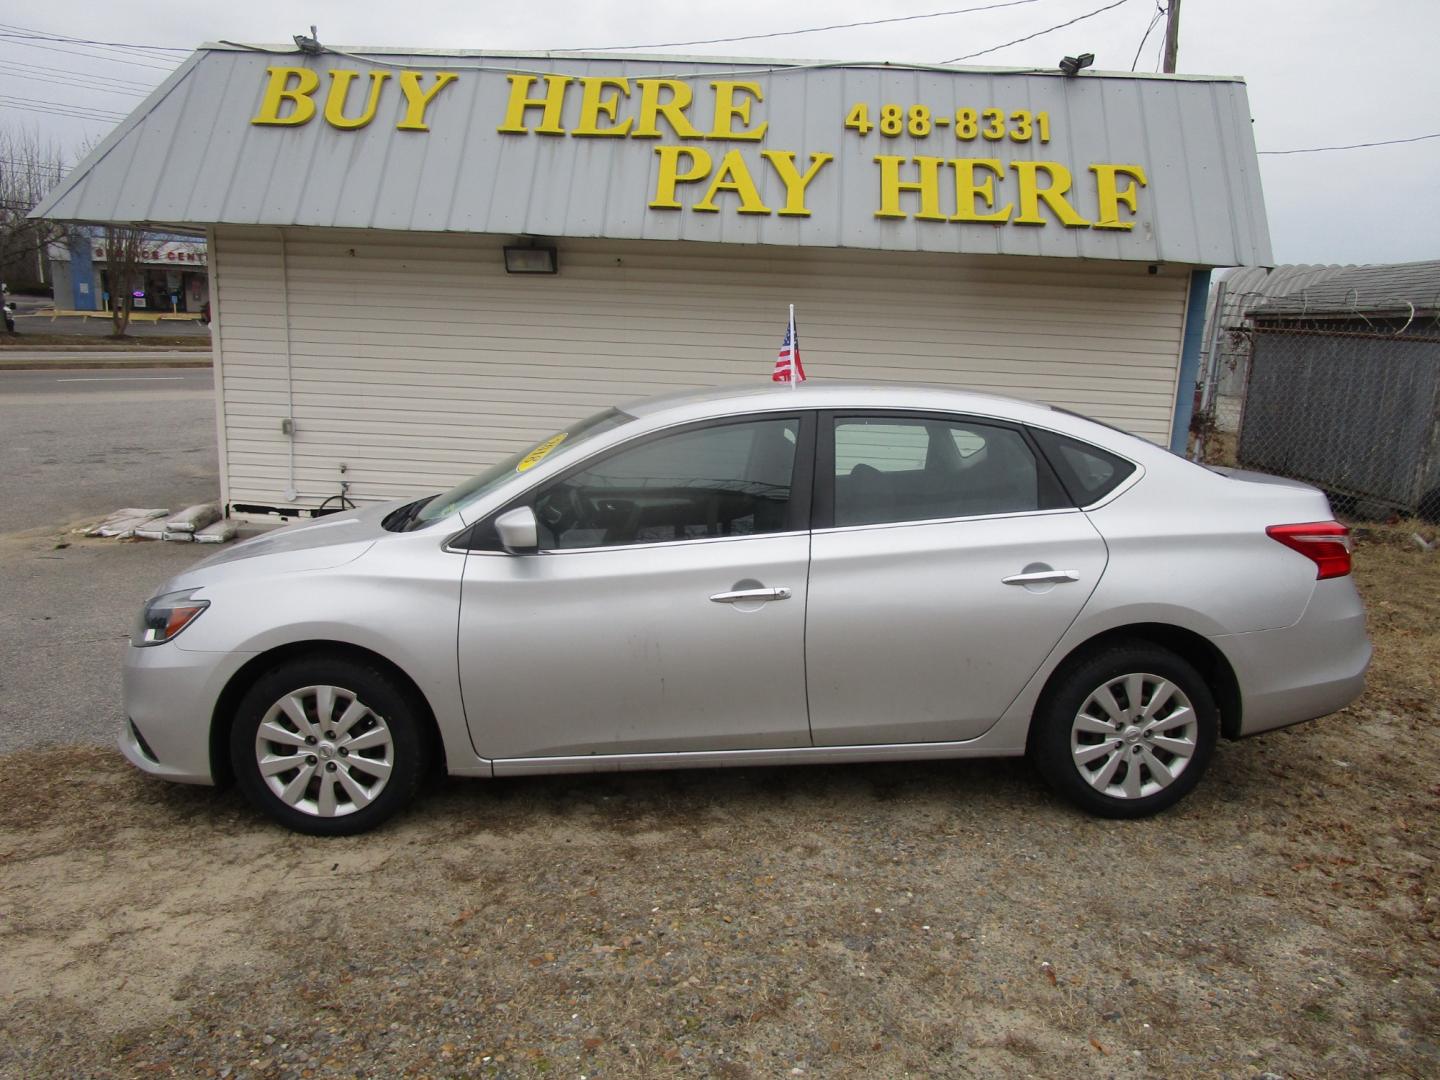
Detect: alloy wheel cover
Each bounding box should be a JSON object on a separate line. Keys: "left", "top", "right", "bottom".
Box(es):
{"left": 253, "top": 684, "right": 395, "bottom": 817}
{"left": 1069, "top": 672, "right": 1199, "bottom": 800}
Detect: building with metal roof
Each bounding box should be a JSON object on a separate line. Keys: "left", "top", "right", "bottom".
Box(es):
{"left": 1222, "top": 261, "right": 1440, "bottom": 517}
{"left": 34, "top": 44, "right": 1274, "bottom": 518}
{"left": 1247, "top": 260, "right": 1440, "bottom": 319}
{"left": 1200, "top": 260, "right": 1440, "bottom": 437}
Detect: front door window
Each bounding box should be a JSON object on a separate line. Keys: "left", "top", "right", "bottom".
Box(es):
{"left": 535, "top": 418, "right": 800, "bottom": 548}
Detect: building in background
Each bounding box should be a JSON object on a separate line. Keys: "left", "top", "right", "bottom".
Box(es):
{"left": 35, "top": 44, "right": 1271, "bottom": 518}
{"left": 48, "top": 230, "right": 208, "bottom": 314}
{"left": 1214, "top": 261, "right": 1440, "bottom": 518}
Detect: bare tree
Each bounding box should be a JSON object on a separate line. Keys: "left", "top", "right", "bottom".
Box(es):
{"left": 102, "top": 225, "right": 146, "bottom": 337}
{"left": 0, "top": 126, "right": 68, "bottom": 292}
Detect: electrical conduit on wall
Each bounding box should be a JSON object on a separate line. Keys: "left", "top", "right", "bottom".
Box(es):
{"left": 278, "top": 229, "right": 297, "bottom": 503}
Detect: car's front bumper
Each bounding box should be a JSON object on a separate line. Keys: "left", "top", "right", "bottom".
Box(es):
{"left": 1215, "top": 576, "right": 1371, "bottom": 737}
{"left": 121, "top": 641, "right": 256, "bottom": 785}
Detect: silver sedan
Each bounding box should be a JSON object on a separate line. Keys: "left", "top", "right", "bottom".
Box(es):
{"left": 122, "top": 383, "right": 1371, "bottom": 834}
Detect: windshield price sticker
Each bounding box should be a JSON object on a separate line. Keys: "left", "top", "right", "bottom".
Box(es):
{"left": 516, "top": 433, "right": 568, "bottom": 473}
{"left": 845, "top": 103, "right": 1052, "bottom": 143}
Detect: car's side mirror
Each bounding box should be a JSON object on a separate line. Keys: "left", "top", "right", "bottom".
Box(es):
{"left": 494, "top": 506, "right": 539, "bottom": 554}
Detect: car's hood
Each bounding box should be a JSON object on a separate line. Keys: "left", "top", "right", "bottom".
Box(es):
{"left": 172, "top": 500, "right": 409, "bottom": 587}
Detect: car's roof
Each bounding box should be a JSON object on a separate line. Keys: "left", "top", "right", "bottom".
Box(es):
{"left": 615, "top": 380, "right": 1174, "bottom": 468}
{"left": 619, "top": 380, "right": 1056, "bottom": 422}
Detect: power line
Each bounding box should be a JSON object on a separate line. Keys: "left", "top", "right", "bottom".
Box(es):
{"left": 0, "top": 103, "right": 120, "bottom": 124}
{"left": 0, "top": 37, "right": 179, "bottom": 71}
{"left": 941, "top": 0, "right": 1130, "bottom": 63}
{"left": 1150, "top": 10, "right": 1166, "bottom": 71}
{"left": 1131, "top": 3, "right": 1165, "bottom": 72}
{"left": 0, "top": 62, "right": 150, "bottom": 97}
{"left": 0, "top": 156, "right": 67, "bottom": 171}
{"left": 0, "top": 92, "right": 126, "bottom": 117}
{"left": 0, "top": 55, "right": 160, "bottom": 89}
{"left": 1259, "top": 132, "right": 1440, "bottom": 155}
{"left": 0, "top": 32, "right": 183, "bottom": 66}
{"left": 552, "top": 0, "right": 1050, "bottom": 52}
{"left": 0, "top": 90, "right": 128, "bottom": 117}
{"left": 0, "top": 93, "right": 127, "bottom": 122}
{"left": 0, "top": 35, "right": 182, "bottom": 68}
{"left": 0, "top": 103, "right": 125, "bottom": 124}
{"left": 0, "top": 21, "right": 189, "bottom": 55}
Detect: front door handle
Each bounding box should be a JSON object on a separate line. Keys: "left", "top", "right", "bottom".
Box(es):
{"left": 1002, "top": 569, "right": 1080, "bottom": 585}
{"left": 710, "top": 587, "right": 792, "bottom": 604}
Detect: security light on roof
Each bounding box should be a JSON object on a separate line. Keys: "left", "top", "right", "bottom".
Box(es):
{"left": 293, "top": 25, "right": 322, "bottom": 55}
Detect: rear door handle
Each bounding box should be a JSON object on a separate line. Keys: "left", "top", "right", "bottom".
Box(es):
{"left": 1002, "top": 569, "right": 1080, "bottom": 585}
{"left": 710, "top": 587, "right": 792, "bottom": 603}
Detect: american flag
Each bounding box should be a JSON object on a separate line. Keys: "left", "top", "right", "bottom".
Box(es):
{"left": 772, "top": 304, "right": 806, "bottom": 385}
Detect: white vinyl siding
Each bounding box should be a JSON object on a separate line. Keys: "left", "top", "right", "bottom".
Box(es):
{"left": 212, "top": 225, "right": 1187, "bottom": 512}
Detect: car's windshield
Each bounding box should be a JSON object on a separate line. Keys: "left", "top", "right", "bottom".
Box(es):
{"left": 407, "top": 407, "right": 634, "bottom": 528}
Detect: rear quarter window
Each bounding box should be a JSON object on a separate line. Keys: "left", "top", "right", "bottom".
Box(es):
{"left": 1030, "top": 429, "right": 1137, "bottom": 506}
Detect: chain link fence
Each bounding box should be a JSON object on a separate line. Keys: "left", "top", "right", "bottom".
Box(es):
{"left": 1190, "top": 300, "right": 1440, "bottom": 520}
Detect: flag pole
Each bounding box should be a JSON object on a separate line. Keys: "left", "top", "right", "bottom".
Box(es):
{"left": 788, "top": 303, "right": 797, "bottom": 390}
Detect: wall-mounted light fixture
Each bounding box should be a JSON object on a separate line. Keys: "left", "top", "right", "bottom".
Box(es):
{"left": 1059, "top": 53, "right": 1095, "bottom": 76}
{"left": 293, "top": 25, "right": 323, "bottom": 55}
{"left": 503, "top": 245, "right": 559, "bottom": 274}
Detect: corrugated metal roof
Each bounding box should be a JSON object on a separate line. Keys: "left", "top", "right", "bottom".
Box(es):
{"left": 1202, "top": 264, "right": 1358, "bottom": 346}
{"left": 1246, "top": 260, "right": 1440, "bottom": 318}
{"left": 34, "top": 45, "right": 1272, "bottom": 267}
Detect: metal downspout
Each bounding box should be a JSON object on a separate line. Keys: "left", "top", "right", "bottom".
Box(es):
{"left": 1170, "top": 268, "right": 1212, "bottom": 455}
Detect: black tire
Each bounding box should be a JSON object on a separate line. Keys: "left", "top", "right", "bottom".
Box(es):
{"left": 1029, "top": 642, "right": 1218, "bottom": 819}
{"left": 230, "top": 656, "right": 427, "bottom": 835}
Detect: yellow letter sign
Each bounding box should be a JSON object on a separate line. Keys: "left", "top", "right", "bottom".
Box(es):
{"left": 252, "top": 66, "right": 321, "bottom": 126}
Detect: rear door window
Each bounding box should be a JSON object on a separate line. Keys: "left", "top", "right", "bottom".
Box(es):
{"left": 829, "top": 416, "right": 1062, "bottom": 527}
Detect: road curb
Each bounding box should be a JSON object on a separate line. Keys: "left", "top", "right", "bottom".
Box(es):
{"left": 1, "top": 344, "right": 211, "bottom": 351}
{"left": 1, "top": 355, "right": 213, "bottom": 371}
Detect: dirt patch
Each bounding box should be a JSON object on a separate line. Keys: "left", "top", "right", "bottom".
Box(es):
{"left": 1, "top": 534, "right": 1437, "bottom": 1078}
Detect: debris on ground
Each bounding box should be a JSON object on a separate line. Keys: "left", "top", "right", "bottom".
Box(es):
{"left": 83, "top": 505, "right": 240, "bottom": 544}
{"left": 193, "top": 518, "right": 239, "bottom": 544}
{"left": 84, "top": 508, "right": 168, "bottom": 538}
{"left": 164, "top": 503, "right": 221, "bottom": 534}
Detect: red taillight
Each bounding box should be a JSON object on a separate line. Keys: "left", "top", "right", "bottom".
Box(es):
{"left": 1266, "top": 521, "right": 1353, "bottom": 579}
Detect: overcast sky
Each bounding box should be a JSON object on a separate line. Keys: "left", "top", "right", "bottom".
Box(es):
{"left": 4, "top": 0, "right": 1435, "bottom": 266}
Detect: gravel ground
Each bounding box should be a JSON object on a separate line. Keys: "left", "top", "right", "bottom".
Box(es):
{"left": 0, "top": 528, "right": 1436, "bottom": 1079}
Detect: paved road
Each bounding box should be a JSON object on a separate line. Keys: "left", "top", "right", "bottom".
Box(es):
{"left": 0, "top": 367, "right": 218, "bottom": 533}
{"left": 0, "top": 368, "right": 212, "bottom": 391}
{"left": 0, "top": 366, "right": 223, "bottom": 753}
{"left": 0, "top": 534, "right": 211, "bottom": 754}
{"left": 1, "top": 350, "right": 211, "bottom": 365}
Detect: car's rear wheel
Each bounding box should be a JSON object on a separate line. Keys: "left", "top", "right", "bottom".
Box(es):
{"left": 230, "top": 657, "right": 426, "bottom": 835}
{"left": 1030, "top": 643, "right": 1218, "bottom": 818}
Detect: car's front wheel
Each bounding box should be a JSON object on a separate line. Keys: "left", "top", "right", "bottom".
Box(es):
{"left": 230, "top": 656, "right": 427, "bottom": 835}
{"left": 1030, "top": 642, "right": 1218, "bottom": 818}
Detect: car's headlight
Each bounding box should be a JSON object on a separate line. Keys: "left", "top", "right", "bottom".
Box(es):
{"left": 133, "top": 589, "right": 210, "bottom": 647}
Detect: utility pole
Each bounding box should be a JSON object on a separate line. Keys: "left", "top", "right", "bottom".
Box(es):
{"left": 1163, "top": 0, "right": 1181, "bottom": 73}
